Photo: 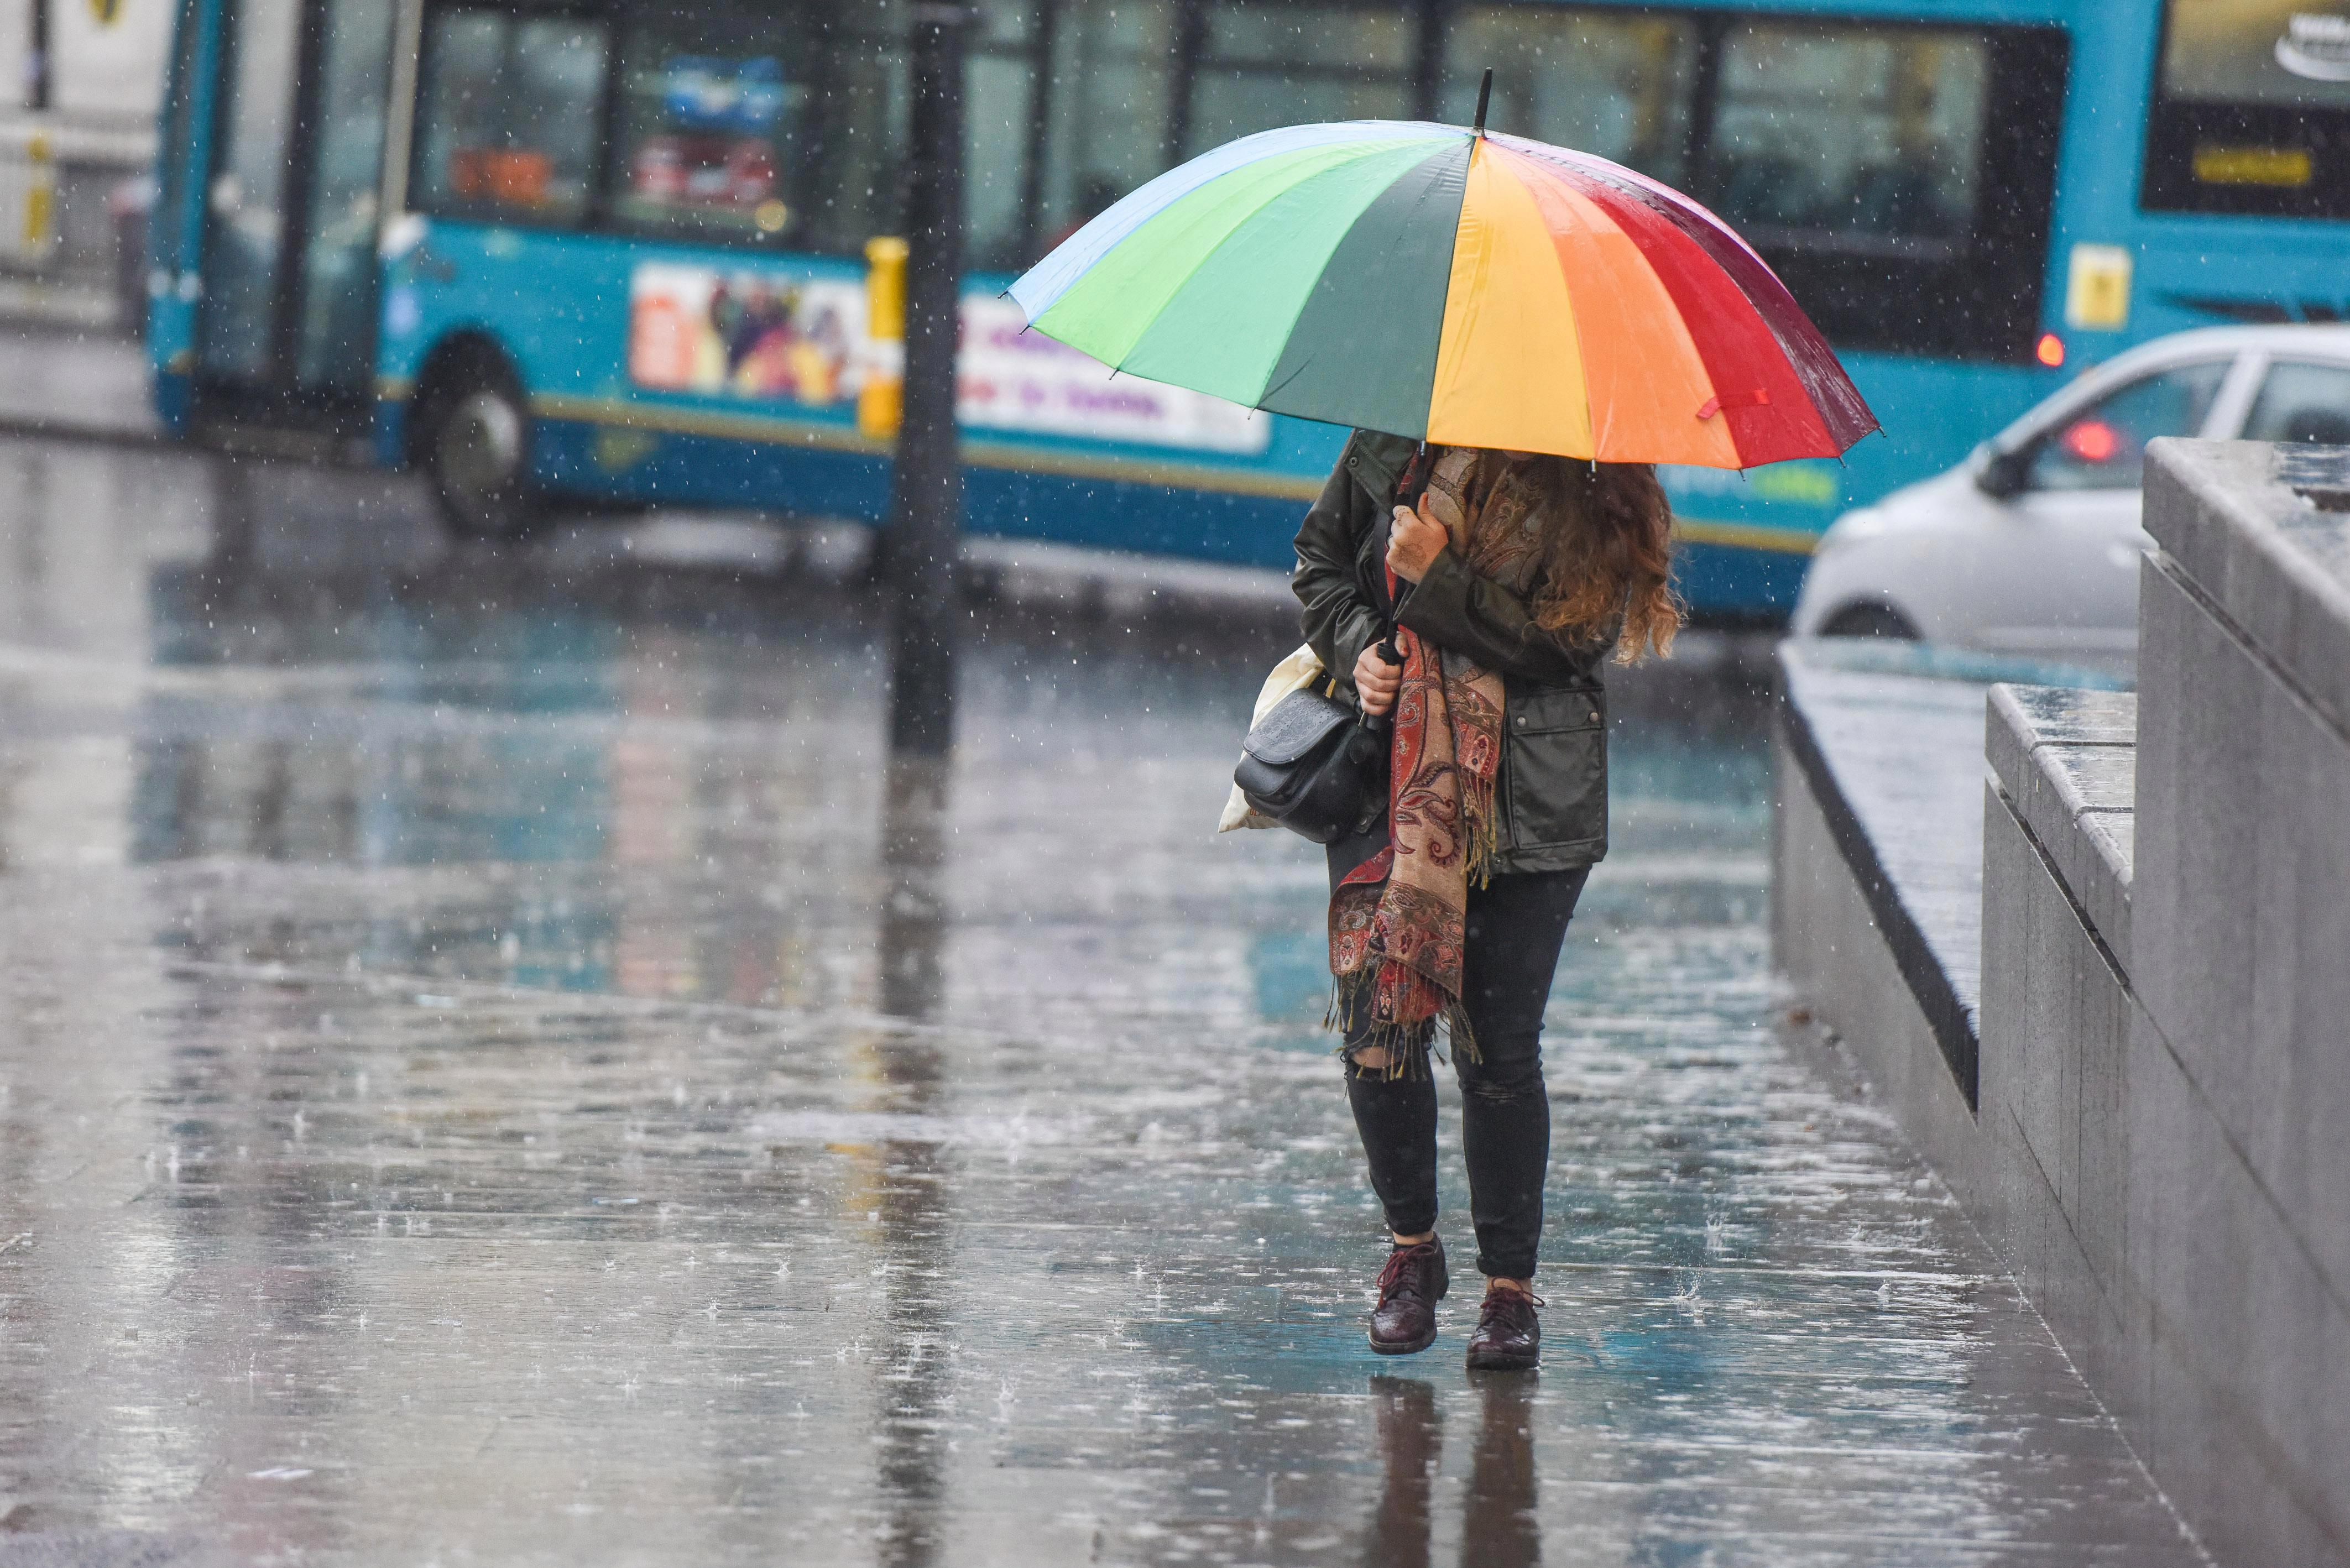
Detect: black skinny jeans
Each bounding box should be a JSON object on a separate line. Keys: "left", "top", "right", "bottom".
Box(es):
{"left": 1331, "top": 833, "right": 1589, "bottom": 1282}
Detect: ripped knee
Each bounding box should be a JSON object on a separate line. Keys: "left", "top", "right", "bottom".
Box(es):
{"left": 1456, "top": 1057, "right": 1544, "bottom": 1104}
{"left": 1344, "top": 1040, "right": 1430, "bottom": 1080}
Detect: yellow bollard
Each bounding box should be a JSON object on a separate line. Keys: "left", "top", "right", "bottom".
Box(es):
{"left": 22, "top": 131, "right": 54, "bottom": 258}
{"left": 858, "top": 235, "right": 908, "bottom": 440}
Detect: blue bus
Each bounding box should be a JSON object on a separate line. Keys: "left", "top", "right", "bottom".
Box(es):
{"left": 144, "top": 0, "right": 2350, "bottom": 619}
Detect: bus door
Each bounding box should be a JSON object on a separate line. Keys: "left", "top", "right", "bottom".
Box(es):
{"left": 194, "top": 0, "right": 400, "bottom": 420}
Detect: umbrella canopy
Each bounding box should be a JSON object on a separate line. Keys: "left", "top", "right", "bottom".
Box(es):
{"left": 1008, "top": 119, "right": 1878, "bottom": 469}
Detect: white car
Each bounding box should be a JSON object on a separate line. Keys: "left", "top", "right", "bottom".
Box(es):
{"left": 1790, "top": 325, "right": 2350, "bottom": 666}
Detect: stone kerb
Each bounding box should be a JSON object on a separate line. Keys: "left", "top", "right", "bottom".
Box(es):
{"left": 1984, "top": 684, "right": 2136, "bottom": 966}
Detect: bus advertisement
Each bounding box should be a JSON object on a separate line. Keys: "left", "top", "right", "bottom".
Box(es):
{"left": 144, "top": 0, "right": 2350, "bottom": 619}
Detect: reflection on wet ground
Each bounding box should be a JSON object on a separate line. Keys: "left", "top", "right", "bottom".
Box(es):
{"left": 0, "top": 441, "right": 2199, "bottom": 1565}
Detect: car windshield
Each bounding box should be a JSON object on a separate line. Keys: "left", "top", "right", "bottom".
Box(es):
{"left": 2027, "top": 360, "right": 2231, "bottom": 493}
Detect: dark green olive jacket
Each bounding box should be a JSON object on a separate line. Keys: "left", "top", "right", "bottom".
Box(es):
{"left": 1292, "top": 430, "right": 1613, "bottom": 872}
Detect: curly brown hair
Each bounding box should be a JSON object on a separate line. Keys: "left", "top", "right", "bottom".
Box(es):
{"left": 1486, "top": 452, "right": 1683, "bottom": 663}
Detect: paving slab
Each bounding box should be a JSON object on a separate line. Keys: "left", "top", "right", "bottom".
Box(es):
{"left": 1777, "top": 641, "right": 1997, "bottom": 1037}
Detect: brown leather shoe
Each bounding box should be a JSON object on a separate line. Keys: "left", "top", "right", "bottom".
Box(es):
{"left": 1368, "top": 1238, "right": 1449, "bottom": 1355}
{"left": 1465, "top": 1284, "right": 1542, "bottom": 1371}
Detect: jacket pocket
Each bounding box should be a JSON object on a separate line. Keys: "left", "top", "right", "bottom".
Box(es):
{"left": 1502, "top": 684, "right": 1607, "bottom": 854}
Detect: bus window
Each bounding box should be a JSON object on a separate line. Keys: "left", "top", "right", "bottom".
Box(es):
{"left": 964, "top": 4, "right": 1037, "bottom": 271}
{"left": 2242, "top": 362, "right": 2350, "bottom": 445}
{"left": 610, "top": 12, "right": 802, "bottom": 244}
{"left": 785, "top": 9, "right": 907, "bottom": 255}
{"left": 1441, "top": 9, "right": 1697, "bottom": 186}
{"left": 2145, "top": 0, "right": 2350, "bottom": 218}
{"left": 201, "top": 0, "right": 302, "bottom": 380}
{"left": 603, "top": 5, "right": 921, "bottom": 258}
{"left": 1709, "top": 23, "right": 1986, "bottom": 252}
{"left": 1180, "top": 2, "right": 1413, "bottom": 158}
{"left": 970, "top": 0, "right": 1031, "bottom": 42}
{"left": 1695, "top": 16, "right": 2066, "bottom": 362}
{"left": 294, "top": 0, "right": 400, "bottom": 391}
{"left": 414, "top": 9, "right": 608, "bottom": 224}
{"left": 1037, "top": 0, "right": 1179, "bottom": 248}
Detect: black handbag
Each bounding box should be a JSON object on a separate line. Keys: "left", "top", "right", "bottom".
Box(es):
{"left": 1234, "top": 681, "right": 1388, "bottom": 843}
{"left": 1235, "top": 442, "right": 1433, "bottom": 843}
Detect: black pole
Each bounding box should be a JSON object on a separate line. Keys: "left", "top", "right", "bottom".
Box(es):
{"left": 1165, "top": 0, "right": 1209, "bottom": 166}
{"left": 1472, "top": 67, "right": 1491, "bottom": 135}
{"left": 28, "top": 0, "right": 49, "bottom": 111}
{"left": 886, "top": 2, "right": 970, "bottom": 760}
{"left": 1406, "top": 0, "right": 1444, "bottom": 122}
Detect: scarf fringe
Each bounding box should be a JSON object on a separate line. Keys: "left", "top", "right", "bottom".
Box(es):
{"left": 1463, "top": 772, "right": 1500, "bottom": 889}
{"left": 1328, "top": 975, "right": 1482, "bottom": 1078}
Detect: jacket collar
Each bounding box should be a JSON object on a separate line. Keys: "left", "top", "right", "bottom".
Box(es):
{"left": 1342, "top": 429, "right": 1423, "bottom": 508}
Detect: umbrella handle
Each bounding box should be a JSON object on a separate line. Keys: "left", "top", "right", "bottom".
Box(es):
{"left": 1383, "top": 443, "right": 1434, "bottom": 650}
{"left": 1378, "top": 579, "right": 1416, "bottom": 665}
{"left": 1474, "top": 69, "right": 1492, "bottom": 137}
{"left": 1362, "top": 580, "right": 1417, "bottom": 732}
{"left": 1362, "top": 448, "right": 1427, "bottom": 733}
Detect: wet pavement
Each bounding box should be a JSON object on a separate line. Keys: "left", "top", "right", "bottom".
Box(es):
{"left": 0, "top": 436, "right": 2203, "bottom": 1566}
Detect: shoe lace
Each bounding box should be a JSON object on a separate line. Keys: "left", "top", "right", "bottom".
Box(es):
{"left": 1376, "top": 1244, "right": 1435, "bottom": 1303}
{"left": 1478, "top": 1287, "right": 1544, "bottom": 1325}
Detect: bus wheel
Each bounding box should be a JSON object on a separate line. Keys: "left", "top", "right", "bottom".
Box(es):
{"left": 417, "top": 363, "right": 537, "bottom": 539}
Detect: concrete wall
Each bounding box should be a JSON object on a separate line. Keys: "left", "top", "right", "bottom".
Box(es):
{"left": 1772, "top": 727, "right": 1983, "bottom": 1199}
{"left": 1777, "top": 439, "right": 2350, "bottom": 1566}
{"left": 1983, "top": 701, "right": 2350, "bottom": 1568}
{"left": 1981, "top": 443, "right": 2350, "bottom": 1565}
{"left": 2121, "top": 442, "right": 2350, "bottom": 1564}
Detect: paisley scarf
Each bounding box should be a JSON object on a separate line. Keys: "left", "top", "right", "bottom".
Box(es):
{"left": 1329, "top": 448, "right": 1557, "bottom": 1066}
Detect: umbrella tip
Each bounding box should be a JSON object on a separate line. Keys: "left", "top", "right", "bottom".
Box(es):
{"left": 1474, "top": 69, "right": 1492, "bottom": 136}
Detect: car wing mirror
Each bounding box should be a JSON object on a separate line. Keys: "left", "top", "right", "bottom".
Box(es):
{"left": 1976, "top": 446, "right": 2031, "bottom": 501}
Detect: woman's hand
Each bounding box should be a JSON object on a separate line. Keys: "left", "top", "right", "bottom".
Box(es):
{"left": 1353, "top": 642, "right": 1402, "bottom": 717}
{"left": 1387, "top": 502, "right": 1448, "bottom": 584}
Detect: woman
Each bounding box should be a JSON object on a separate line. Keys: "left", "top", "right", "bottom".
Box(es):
{"left": 1293, "top": 429, "right": 1679, "bottom": 1371}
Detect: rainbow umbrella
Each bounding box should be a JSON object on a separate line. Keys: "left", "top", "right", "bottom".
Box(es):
{"left": 1008, "top": 108, "right": 1877, "bottom": 468}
